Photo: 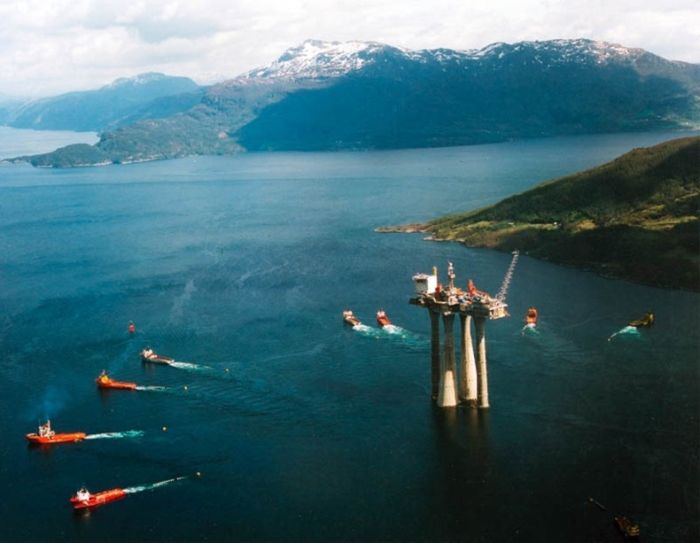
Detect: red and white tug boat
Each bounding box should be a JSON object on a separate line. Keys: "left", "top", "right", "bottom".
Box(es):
{"left": 26, "top": 420, "right": 86, "bottom": 445}
{"left": 342, "top": 310, "right": 361, "bottom": 326}
{"left": 70, "top": 487, "right": 126, "bottom": 510}
{"left": 376, "top": 310, "right": 392, "bottom": 328}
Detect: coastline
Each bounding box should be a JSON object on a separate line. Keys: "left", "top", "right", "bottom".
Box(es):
{"left": 375, "top": 222, "right": 699, "bottom": 292}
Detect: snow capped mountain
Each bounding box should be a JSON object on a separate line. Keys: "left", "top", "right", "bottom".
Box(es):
{"left": 242, "top": 40, "right": 390, "bottom": 80}
{"left": 236, "top": 39, "right": 682, "bottom": 83}
{"left": 473, "top": 38, "right": 653, "bottom": 66}
{"left": 240, "top": 38, "right": 669, "bottom": 82}
{"left": 106, "top": 72, "right": 173, "bottom": 89}
{"left": 23, "top": 37, "right": 699, "bottom": 166}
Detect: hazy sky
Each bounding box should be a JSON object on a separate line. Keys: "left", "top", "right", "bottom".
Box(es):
{"left": 1, "top": 0, "right": 698, "bottom": 97}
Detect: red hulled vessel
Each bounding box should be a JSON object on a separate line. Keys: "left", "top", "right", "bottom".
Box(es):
{"left": 26, "top": 420, "right": 86, "bottom": 445}
{"left": 96, "top": 371, "right": 137, "bottom": 390}
{"left": 376, "top": 310, "right": 392, "bottom": 327}
{"left": 70, "top": 487, "right": 127, "bottom": 510}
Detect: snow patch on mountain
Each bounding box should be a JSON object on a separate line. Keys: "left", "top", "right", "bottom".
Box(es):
{"left": 244, "top": 40, "right": 388, "bottom": 80}
{"left": 106, "top": 72, "right": 171, "bottom": 89}
{"left": 241, "top": 38, "right": 663, "bottom": 82}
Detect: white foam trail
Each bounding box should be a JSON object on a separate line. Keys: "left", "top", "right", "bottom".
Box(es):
{"left": 85, "top": 430, "right": 144, "bottom": 440}
{"left": 123, "top": 476, "right": 187, "bottom": 494}
{"left": 608, "top": 325, "right": 641, "bottom": 342}
{"left": 352, "top": 324, "right": 382, "bottom": 338}
{"left": 521, "top": 323, "right": 539, "bottom": 336}
{"left": 352, "top": 323, "right": 427, "bottom": 349}
{"left": 135, "top": 386, "right": 167, "bottom": 391}
{"left": 169, "top": 361, "right": 210, "bottom": 371}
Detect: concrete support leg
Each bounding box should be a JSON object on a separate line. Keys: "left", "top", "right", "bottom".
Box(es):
{"left": 474, "top": 317, "right": 489, "bottom": 408}
{"left": 459, "top": 315, "right": 478, "bottom": 405}
{"left": 430, "top": 311, "right": 440, "bottom": 400}
{"left": 437, "top": 313, "right": 458, "bottom": 407}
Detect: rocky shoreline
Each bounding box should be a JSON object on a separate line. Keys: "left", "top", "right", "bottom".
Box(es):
{"left": 374, "top": 223, "right": 429, "bottom": 234}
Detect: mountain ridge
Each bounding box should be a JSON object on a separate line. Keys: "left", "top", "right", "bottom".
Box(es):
{"left": 11, "top": 38, "right": 700, "bottom": 167}
{"left": 2, "top": 72, "right": 200, "bottom": 132}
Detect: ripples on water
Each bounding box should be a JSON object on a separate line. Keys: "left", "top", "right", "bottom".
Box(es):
{"left": 0, "top": 130, "right": 698, "bottom": 542}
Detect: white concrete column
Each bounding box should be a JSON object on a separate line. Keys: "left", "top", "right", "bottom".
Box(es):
{"left": 459, "top": 314, "right": 478, "bottom": 405}
{"left": 474, "top": 317, "right": 489, "bottom": 408}
{"left": 438, "top": 313, "right": 458, "bottom": 407}
{"left": 430, "top": 310, "right": 440, "bottom": 400}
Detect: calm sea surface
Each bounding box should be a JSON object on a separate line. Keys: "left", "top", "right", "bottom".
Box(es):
{"left": 0, "top": 126, "right": 97, "bottom": 159}
{"left": 0, "top": 130, "right": 698, "bottom": 542}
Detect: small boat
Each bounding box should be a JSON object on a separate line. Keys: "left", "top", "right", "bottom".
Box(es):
{"left": 629, "top": 311, "right": 654, "bottom": 328}
{"left": 26, "top": 420, "right": 86, "bottom": 445}
{"left": 342, "top": 310, "right": 361, "bottom": 326}
{"left": 96, "top": 371, "right": 137, "bottom": 390}
{"left": 140, "top": 348, "right": 174, "bottom": 365}
{"left": 614, "top": 515, "right": 640, "bottom": 539}
{"left": 376, "top": 310, "right": 392, "bottom": 328}
{"left": 525, "top": 307, "right": 538, "bottom": 326}
{"left": 70, "top": 487, "right": 126, "bottom": 510}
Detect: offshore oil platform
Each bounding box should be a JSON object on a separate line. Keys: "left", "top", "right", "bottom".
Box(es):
{"left": 410, "top": 252, "right": 519, "bottom": 408}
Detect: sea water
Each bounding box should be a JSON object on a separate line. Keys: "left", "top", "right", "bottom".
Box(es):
{"left": 0, "top": 130, "right": 697, "bottom": 542}
{"left": 0, "top": 126, "right": 97, "bottom": 159}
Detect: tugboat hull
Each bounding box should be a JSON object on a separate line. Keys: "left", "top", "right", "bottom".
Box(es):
{"left": 70, "top": 488, "right": 126, "bottom": 510}
{"left": 96, "top": 379, "right": 137, "bottom": 390}
{"left": 342, "top": 310, "right": 361, "bottom": 327}
{"left": 614, "top": 515, "right": 640, "bottom": 539}
{"left": 629, "top": 312, "right": 654, "bottom": 328}
{"left": 26, "top": 432, "right": 87, "bottom": 445}
{"left": 376, "top": 311, "right": 392, "bottom": 327}
{"left": 141, "top": 355, "right": 174, "bottom": 365}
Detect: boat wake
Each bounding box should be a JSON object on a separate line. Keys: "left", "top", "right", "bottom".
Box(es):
{"left": 134, "top": 385, "right": 168, "bottom": 392}
{"left": 521, "top": 323, "right": 539, "bottom": 336}
{"left": 608, "top": 325, "right": 641, "bottom": 342}
{"left": 352, "top": 324, "right": 427, "bottom": 349}
{"left": 169, "top": 361, "right": 211, "bottom": 372}
{"left": 123, "top": 476, "right": 188, "bottom": 494}
{"left": 352, "top": 324, "right": 377, "bottom": 335}
{"left": 85, "top": 430, "right": 145, "bottom": 440}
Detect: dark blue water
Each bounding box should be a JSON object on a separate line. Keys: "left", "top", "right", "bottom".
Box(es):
{"left": 1, "top": 131, "right": 698, "bottom": 542}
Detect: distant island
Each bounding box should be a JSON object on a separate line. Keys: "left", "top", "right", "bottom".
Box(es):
{"left": 6, "top": 38, "right": 700, "bottom": 168}
{"left": 378, "top": 137, "right": 700, "bottom": 291}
